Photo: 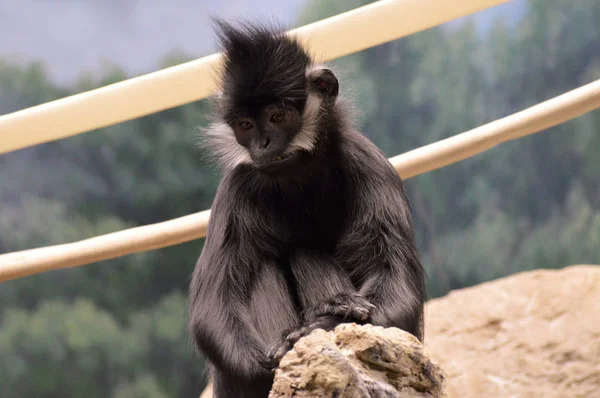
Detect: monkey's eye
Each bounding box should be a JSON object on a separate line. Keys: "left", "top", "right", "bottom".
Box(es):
{"left": 239, "top": 120, "right": 253, "bottom": 131}
{"left": 270, "top": 111, "right": 285, "bottom": 124}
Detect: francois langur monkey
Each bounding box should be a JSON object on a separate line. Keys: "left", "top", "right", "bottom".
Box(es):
{"left": 189, "top": 19, "right": 426, "bottom": 398}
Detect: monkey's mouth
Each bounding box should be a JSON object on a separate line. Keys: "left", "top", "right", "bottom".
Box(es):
{"left": 257, "top": 151, "right": 302, "bottom": 173}
{"left": 270, "top": 153, "right": 292, "bottom": 163}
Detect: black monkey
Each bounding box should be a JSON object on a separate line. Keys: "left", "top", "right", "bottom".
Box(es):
{"left": 189, "top": 20, "right": 426, "bottom": 398}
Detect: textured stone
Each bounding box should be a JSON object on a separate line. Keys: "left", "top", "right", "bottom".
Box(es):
{"left": 269, "top": 323, "right": 447, "bottom": 397}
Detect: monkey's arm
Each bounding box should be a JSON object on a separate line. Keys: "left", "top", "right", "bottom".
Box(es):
{"left": 188, "top": 188, "right": 271, "bottom": 379}
{"left": 337, "top": 138, "right": 426, "bottom": 340}
{"left": 189, "top": 246, "right": 271, "bottom": 379}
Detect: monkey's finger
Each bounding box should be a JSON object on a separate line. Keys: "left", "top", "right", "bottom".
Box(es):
{"left": 353, "top": 308, "right": 370, "bottom": 321}
{"left": 284, "top": 330, "right": 305, "bottom": 344}
{"left": 353, "top": 296, "right": 377, "bottom": 310}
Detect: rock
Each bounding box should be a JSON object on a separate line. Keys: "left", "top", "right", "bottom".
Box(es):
{"left": 424, "top": 264, "right": 600, "bottom": 398}
{"left": 269, "top": 323, "right": 447, "bottom": 398}
{"left": 200, "top": 264, "right": 600, "bottom": 398}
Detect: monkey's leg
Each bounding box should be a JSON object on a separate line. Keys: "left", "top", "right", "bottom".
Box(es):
{"left": 266, "top": 250, "right": 375, "bottom": 367}
{"left": 357, "top": 266, "right": 425, "bottom": 341}
{"left": 291, "top": 249, "right": 376, "bottom": 322}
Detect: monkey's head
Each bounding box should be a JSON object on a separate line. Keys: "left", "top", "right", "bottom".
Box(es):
{"left": 202, "top": 20, "right": 340, "bottom": 175}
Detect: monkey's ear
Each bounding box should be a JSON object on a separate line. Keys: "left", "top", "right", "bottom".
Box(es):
{"left": 308, "top": 67, "right": 339, "bottom": 105}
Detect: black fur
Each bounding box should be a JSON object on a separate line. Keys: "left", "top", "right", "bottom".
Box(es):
{"left": 189, "top": 19, "right": 426, "bottom": 398}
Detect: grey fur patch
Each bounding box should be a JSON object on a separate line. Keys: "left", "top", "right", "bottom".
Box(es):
{"left": 199, "top": 122, "right": 252, "bottom": 170}
{"left": 287, "top": 91, "right": 322, "bottom": 154}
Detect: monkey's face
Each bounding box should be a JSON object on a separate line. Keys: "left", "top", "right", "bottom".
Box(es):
{"left": 218, "top": 67, "right": 340, "bottom": 176}
{"left": 229, "top": 102, "right": 307, "bottom": 174}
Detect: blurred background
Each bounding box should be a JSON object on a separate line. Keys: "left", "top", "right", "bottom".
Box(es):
{"left": 0, "top": 0, "right": 598, "bottom": 397}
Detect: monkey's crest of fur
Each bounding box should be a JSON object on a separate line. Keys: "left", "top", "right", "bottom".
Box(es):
{"left": 214, "top": 20, "right": 312, "bottom": 119}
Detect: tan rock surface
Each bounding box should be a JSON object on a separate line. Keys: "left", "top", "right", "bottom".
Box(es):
{"left": 269, "top": 323, "right": 447, "bottom": 397}
{"left": 200, "top": 265, "right": 600, "bottom": 397}
{"left": 424, "top": 265, "right": 600, "bottom": 398}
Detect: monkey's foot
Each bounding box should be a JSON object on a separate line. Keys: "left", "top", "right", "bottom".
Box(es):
{"left": 266, "top": 317, "right": 339, "bottom": 370}
{"left": 266, "top": 338, "right": 294, "bottom": 371}
{"left": 267, "top": 329, "right": 309, "bottom": 370}
{"left": 304, "top": 293, "right": 376, "bottom": 323}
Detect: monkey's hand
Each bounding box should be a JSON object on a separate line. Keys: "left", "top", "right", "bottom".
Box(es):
{"left": 266, "top": 316, "right": 339, "bottom": 370}
{"left": 266, "top": 294, "right": 376, "bottom": 369}
{"left": 303, "top": 292, "right": 376, "bottom": 324}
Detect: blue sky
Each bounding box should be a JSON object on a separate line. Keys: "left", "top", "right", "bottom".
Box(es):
{"left": 0, "top": 0, "right": 525, "bottom": 86}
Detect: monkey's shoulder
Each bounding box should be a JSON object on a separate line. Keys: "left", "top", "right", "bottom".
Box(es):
{"left": 338, "top": 130, "right": 405, "bottom": 188}
{"left": 212, "top": 165, "right": 257, "bottom": 198}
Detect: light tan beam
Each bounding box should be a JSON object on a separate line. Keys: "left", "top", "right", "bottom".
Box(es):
{"left": 0, "top": 0, "right": 511, "bottom": 155}
{"left": 0, "top": 211, "right": 210, "bottom": 282}
{"left": 391, "top": 78, "right": 600, "bottom": 179}
{"left": 1, "top": 78, "right": 599, "bottom": 283}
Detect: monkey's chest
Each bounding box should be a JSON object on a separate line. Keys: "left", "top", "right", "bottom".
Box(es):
{"left": 272, "top": 198, "right": 346, "bottom": 252}
{"left": 242, "top": 172, "right": 352, "bottom": 254}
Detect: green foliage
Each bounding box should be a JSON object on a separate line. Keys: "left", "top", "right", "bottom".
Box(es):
{"left": 112, "top": 375, "right": 170, "bottom": 398}
{"left": 0, "top": 294, "right": 203, "bottom": 398}
{"left": 1, "top": 0, "right": 599, "bottom": 396}
{"left": 0, "top": 300, "right": 129, "bottom": 398}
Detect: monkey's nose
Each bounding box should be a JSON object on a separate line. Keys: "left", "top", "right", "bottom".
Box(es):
{"left": 258, "top": 137, "right": 271, "bottom": 149}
